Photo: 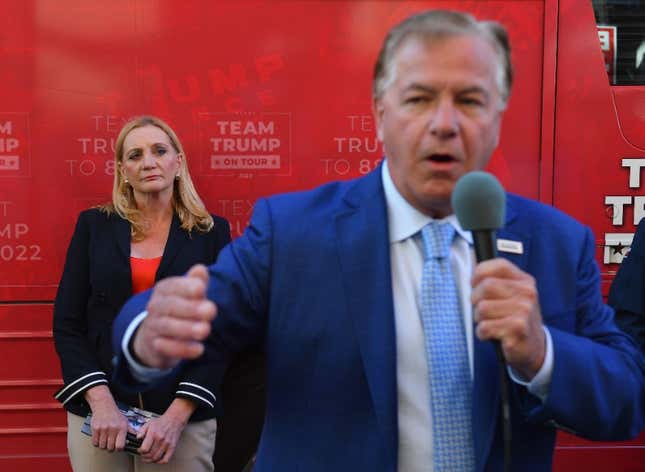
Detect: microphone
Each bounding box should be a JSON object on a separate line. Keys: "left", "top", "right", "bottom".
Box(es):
{"left": 451, "top": 171, "right": 511, "bottom": 472}
{"left": 451, "top": 170, "right": 506, "bottom": 261}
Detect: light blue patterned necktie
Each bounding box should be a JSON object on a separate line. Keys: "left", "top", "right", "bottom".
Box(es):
{"left": 420, "top": 221, "right": 475, "bottom": 471}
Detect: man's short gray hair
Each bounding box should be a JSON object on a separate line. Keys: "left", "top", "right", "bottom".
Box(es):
{"left": 373, "top": 10, "right": 513, "bottom": 108}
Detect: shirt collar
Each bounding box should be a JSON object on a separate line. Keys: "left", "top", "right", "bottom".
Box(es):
{"left": 381, "top": 160, "right": 473, "bottom": 245}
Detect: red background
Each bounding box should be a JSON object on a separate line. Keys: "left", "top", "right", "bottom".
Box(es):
{"left": 0, "top": 1, "right": 642, "bottom": 470}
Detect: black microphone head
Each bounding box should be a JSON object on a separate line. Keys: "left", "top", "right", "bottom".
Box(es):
{"left": 451, "top": 171, "right": 506, "bottom": 231}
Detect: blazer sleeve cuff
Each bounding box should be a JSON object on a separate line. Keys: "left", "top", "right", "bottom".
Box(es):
{"left": 54, "top": 371, "right": 108, "bottom": 405}
{"left": 174, "top": 382, "right": 217, "bottom": 409}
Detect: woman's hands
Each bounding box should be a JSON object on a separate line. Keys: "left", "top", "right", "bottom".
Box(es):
{"left": 84, "top": 386, "right": 197, "bottom": 463}
{"left": 137, "top": 397, "right": 196, "bottom": 463}
{"left": 84, "top": 385, "right": 130, "bottom": 452}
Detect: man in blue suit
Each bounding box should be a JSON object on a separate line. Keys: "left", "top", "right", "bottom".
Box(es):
{"left": 113, "top": 10, "right": 644, "bottom": 471}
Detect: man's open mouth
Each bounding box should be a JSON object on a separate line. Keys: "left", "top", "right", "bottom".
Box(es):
{"left": 428, "top": 154, "right": 456, "bottom": 163}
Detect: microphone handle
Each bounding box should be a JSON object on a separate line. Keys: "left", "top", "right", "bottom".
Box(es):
{"left": 472, "top": 229, "right": 511, "bottom": 472}
{"left": 472, "top": 230, "right": 498, "bottom": 261}
{"left": 471, "top": 230, "right": 503, "bottom": 363}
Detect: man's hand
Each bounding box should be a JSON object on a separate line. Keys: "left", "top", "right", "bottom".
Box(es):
{"left": 133, "top": 264, "right": 217, "bottom": 369}
{"left": 84, "top": 385, "right": 129, "bottom": 452}
{"left": 471, "top": 258, "right": 546, "bottom": 380}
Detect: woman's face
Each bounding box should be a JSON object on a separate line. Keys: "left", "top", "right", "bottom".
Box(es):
{"left": 119, "top": 124, "right": 182, "bottom": 199}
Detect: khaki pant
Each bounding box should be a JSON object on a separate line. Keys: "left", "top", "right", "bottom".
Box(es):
{"left": 67, "top": 412, "right": 217, "bottom": 472}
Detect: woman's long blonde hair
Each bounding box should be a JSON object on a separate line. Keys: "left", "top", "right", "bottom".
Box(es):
{"left": 100, "top": 115, "right": 214, "bottom": 240}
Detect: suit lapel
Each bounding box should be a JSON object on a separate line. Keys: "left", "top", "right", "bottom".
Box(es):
{"left": 496, "top": 199, "right": 530, "bottom": 272}
{"left": 473, "top": 197, "right": 530, "bottom": 471}
{"left": 334, "top": 169, "right": 398, "bottom": 466}
{"left": 109, "top": 212, "right": 133, "bottom": 297}
{"left": 332, "top": 179, "right": 533, "bottom": 469}
{"left": 110, "top": 212, "right": 188, "bottom": 293}
{"left": 113, "top": 212, "right": 188, "bottom": 281}
{"left": 156, "top": 214, "right": 189, "bottom": 280}
{"left": 112, "top": 213, "right": 131, "bottom": 262}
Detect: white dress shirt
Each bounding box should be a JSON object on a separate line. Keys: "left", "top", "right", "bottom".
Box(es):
{"left": 381, "top": 162, "right": 553, "bottom": 472}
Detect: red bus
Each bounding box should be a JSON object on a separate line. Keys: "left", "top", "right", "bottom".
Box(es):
{"left": 0, "top": 1, "right": 643, "bottom": 470}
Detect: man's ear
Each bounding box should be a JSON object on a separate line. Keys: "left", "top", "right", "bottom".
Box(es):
{"left": 372, "top": 97, "right": 385, "bottom": 142}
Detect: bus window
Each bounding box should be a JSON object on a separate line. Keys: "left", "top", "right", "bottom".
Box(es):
{"left": 592, "top": 0, "right": 645, "bottom": 84}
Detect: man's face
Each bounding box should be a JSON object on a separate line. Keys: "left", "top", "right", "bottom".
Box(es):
{"left": 373, "top": 34, "right": 504, "bottom": 217}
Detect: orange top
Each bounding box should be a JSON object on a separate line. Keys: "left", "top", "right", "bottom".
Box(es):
{"left": 130, "top": 256, "right": 162, "bottom": 294}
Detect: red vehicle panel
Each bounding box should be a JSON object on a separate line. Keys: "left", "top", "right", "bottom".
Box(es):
{"left": 0, "top": 1, "right": 642, "bottom": 470}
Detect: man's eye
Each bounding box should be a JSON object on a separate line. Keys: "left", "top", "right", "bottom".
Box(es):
{"left": 405, "top": 96, "right": 428, "bottom": 104}
{"left": 460, "top": 97, "right": 484, "bottom": 106}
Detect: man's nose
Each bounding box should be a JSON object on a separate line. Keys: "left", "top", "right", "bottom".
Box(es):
{"left": 429, "top": 99, "right": 458, "bottom": 138}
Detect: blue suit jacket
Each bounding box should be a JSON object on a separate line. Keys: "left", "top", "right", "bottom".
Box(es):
{"left": 113, "top": 167, "right": 644, "bottom": 471}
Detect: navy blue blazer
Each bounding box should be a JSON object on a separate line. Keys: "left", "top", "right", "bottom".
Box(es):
{"left": 609, "top": 218, "right": 645, "bottom": 351}
{"left": 113, "top": 167, "right": 644, "bottom": 471}
{"left": 54, "top": 208, "right": 231, "bottom": 420}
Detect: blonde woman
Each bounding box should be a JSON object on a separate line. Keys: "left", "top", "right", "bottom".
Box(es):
{"left": 53, "top": 116, "right": 264, "bottom": 471}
